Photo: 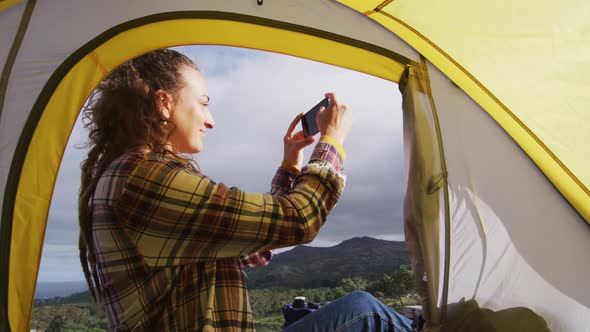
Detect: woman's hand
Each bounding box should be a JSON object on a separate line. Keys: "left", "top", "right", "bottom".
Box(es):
{"left": 317, "top": 93, "right": 352, "bottom": 146}
{"left": 283, "top": 113, "right": 316, "bottom": 171}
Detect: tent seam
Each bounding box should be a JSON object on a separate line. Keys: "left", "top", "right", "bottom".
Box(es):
{"left": 363, "top": 0, "right": 396, "bottom": 15}
{"left": 0, "top": 0, "right": 36, "bottom": 122}
{"left": 89, "top": 51, "right": 109, "bottom": 77}
{"left": 168, "top": 11, "right": 413, "bottom": 65}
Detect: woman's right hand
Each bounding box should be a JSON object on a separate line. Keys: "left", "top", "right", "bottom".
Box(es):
{"left": 316, "top": 93, "right": 352, "bottom": 145}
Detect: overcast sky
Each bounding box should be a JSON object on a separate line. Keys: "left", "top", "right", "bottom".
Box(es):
{"left": 37, "top": 45, "right": 405, "bottom": 282}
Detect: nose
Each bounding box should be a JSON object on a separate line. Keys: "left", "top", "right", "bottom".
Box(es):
{"left": 205, "top": 109, "right": 215, "bottom": 129}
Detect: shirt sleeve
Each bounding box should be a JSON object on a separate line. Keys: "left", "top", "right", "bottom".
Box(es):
{"left": 238, "top": 162, "right": 300, "bottom": 268}
{"left": 239, "top": 250, "right": 273, "bottom": 268}
{"left": 269, "top": 161, "right": 300, "bottom": 196}
{"left": 114, "top": 144, "right": 346, "bottom": 268}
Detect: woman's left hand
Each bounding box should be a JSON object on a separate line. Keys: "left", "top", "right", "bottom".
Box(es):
{"left": 283, "top": 113, "right": 316, "bottom": 171}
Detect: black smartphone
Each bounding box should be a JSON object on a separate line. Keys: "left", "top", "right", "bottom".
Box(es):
{"left": 302, "top": 97, "right": 329, "bottom": 138}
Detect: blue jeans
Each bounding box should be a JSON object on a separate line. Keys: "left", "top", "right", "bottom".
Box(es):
{"left": 281, "top": 291, "right": 413, "bottom": 332}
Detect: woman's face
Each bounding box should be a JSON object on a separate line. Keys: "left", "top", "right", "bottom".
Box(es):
{"left": 165, "top": 66, "right": 215, "bottom": 154}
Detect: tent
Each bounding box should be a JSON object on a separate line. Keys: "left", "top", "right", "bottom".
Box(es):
{"left": 1, "top": 0, "right": 589, "bottom": 331}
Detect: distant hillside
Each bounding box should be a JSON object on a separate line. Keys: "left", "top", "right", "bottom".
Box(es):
{"left": 35, "top": 280, "right": 88, "bottom": 299}
{"left": 244, "top": 236, "right": 409, "bottom": 289}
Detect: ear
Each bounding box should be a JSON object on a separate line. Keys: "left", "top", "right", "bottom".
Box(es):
{"left": 155, "top": 89, "right": 174, "bottom": 120}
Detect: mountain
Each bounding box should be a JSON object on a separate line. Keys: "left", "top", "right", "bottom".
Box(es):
{"left": 244, "top": 236, "right": 409, "bottom": 289}
{"left": 35, "top": 280, "right": 88, "bottom": 299}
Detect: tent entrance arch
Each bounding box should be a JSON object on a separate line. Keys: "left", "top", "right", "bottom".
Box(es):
{"left": 0, "top": 12, "right": 420, "bottom": 332}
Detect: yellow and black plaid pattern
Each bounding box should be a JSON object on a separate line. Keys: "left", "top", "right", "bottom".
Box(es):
{"left": 92, "top": 143, "right": 345, "bottom": 331}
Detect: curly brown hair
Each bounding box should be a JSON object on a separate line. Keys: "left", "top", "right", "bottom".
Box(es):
{"left": 78, "top": 49, "right": 197, "bottom": 303}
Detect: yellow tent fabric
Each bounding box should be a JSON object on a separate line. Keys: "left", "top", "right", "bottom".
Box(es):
{"left": 340, "top": 0, "right": 590, "bottom": 223}
{"left": 0, "top": 0, "right": 24, "bottom": 12}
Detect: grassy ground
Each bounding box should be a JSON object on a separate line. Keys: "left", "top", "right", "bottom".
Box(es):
{"left": 30, "top": 292, "right": 419, "bottom": 331}
{"left": 255, "top": 315, "right": 285, "bottom": 332}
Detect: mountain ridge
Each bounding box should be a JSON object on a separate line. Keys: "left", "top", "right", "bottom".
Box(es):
{"left": 244, "top": 236, "right": 409, "bottom": 289}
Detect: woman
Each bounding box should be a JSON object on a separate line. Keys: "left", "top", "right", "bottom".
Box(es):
{"left": 79, "top": 49, "right": 411, "bottom": 331}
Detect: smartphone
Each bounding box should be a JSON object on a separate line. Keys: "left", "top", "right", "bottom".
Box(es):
{"left": 302, "top": 97, "right": 329, "bottom": 138}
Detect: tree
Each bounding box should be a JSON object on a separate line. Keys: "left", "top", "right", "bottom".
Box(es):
{"left": 46, "top": 314, "right": 64, "bottom": 332}
{"left": 368, "top": 264, "right": 416, "bottom": 308}
{"left": 339, "top": 276, "right": 368, "bottom": 293}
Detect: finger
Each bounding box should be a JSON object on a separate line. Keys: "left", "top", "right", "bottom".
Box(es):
{"left": 292, "top": 130, "right": 305, "bottom": 140}
{"left": 315, "top": 106, "right": 326, "bottom": 122}
{"left": 325, "top": 92, "right": 338, "bottom": 106}
{"left": 295, "top": 135, "right": 315, "bottom": 149}
{"left": 286, "top": 112, "right": 304, "bottom": 136}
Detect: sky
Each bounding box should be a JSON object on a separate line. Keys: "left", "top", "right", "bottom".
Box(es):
{"left": 37, "top": 45, "right": 406, "bottom": 283}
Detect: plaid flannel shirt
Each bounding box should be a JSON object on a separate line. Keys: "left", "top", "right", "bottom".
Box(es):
{"left": 92, "top": 140, "right": 345, "bottom": 331}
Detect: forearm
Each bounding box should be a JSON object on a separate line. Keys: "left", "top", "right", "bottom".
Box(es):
{"left": 255, "top": 139, "right": 345, "bottom": 267}
{"left": 271, "top": 136, "right": 345, "bottom": 196}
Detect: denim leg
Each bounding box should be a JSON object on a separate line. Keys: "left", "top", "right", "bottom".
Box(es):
{"left": 281, "top": 291, "right": 413, "bottom": 332}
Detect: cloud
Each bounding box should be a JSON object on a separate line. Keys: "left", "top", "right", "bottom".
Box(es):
{"left": 41, "top": 244, "right": 80, "bottom": 259}
{"left": 39, "top": 45, "right": 405, "bottom": 282}
{"left": 37, "top": 244, "right": 85, "bottom": 282}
